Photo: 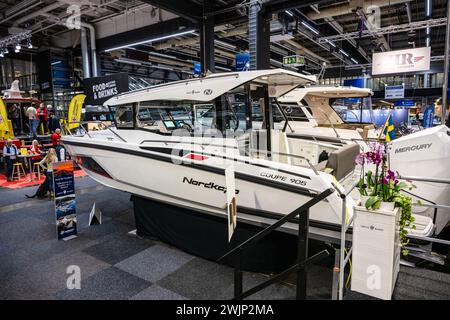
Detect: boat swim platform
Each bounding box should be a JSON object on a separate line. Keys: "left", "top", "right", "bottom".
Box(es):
{"left": 0, "top": 176, "right": 449, "bottom": 300}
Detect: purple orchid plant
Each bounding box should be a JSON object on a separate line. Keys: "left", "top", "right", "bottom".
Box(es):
{"left": 355, "top": 142, "right": 416, "bottom": 254}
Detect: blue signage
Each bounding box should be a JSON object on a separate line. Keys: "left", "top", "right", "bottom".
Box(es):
{"left": 385, "top": 85, "right": 405, "bottom": 99}
{"left": 235, "top": 52, "right": 250, "bottom": 71}
{"left": 394, "top": 100, "right": 415, "bottom": 107}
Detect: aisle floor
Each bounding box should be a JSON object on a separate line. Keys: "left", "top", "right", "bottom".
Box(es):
{"left": 1, "top": 176, "right": 449, "bottom": 300}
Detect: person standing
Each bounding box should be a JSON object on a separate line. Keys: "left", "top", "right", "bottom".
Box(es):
{"left": 8, "top": 104, "right": 20, "bottom": 135}
{"left": 51, "top": 128, "right": 61, "bottom": 146}
{"left": 26, "top": 103, "right": 37, "bottom": 137}
{"left": 39, "top": 148, "right": 58, "bottom": 196}
{"left": 48, "top": 111, "right": 61, "bottom": 133}
{"left": 37, "top": 103, "right": 49, "bottom": 135}
{"left": 2, "top": 139, "right": 18, "bottom": 182}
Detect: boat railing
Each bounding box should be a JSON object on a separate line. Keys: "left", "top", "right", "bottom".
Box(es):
{"left": 61, "top": 121, "right": 127, "bottom": 143}
{"left": 217, "top": 187, "right": 335, "bottom": 300}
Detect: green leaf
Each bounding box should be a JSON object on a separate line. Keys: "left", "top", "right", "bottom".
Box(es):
{"left": 365, "top": 196, "right": 379, "bottom": 210}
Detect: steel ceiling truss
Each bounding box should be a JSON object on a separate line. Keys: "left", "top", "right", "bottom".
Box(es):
{"left": 0, "top": 30, "right": 32, "bottom": 48}
{"left": 318, "top": 18, "right": 448, "bottom": 43}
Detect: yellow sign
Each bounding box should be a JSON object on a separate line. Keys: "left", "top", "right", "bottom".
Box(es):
{"left": 67, "top": 94, "right": 86, "bottom": 130}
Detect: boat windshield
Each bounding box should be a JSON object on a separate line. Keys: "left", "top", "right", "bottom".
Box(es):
{"left": 330, "top": 96, "right": 374, "bottom": 124}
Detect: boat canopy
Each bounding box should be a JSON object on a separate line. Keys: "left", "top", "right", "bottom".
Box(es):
{"left": 278, "top": 86, "right": 373, "bottom": 103}
{"left": 104, "top": 69, "right": 316, "bottom": 106}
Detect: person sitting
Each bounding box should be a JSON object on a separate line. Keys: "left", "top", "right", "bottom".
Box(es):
{"left": 30, "top": 139, "right": 43, "bottom": 163}
{"left": 51, "top": 128, "right": 61, "bottom": 146}
{"left": 2, "top": 139, "right": 18, "bottom": 182}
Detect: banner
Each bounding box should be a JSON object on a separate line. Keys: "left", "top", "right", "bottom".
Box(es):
{"left": 83, "top": 73, "right": 129, "bottom": 106}
{"left": 193, "top": 63, "right": 201, "bottom": 76}
{"left": 53, "top": 161, "right": 77, "bottom": 240}
{"left": 343, "top": 78, "right": 364, "bottom": 88}
{"left": 372, "top": 47, "right": 430, "bottom": 75}
{"left": 235, "top": 52, "right": 250, "bottom": 71}
{"left": 385, "top": 85, "right": 404, "bottom": 99}
{"left": 67, "top": 94, "right": 86, "bottom": 130}
{"left": 422, "top": 106, "right": 435, "bottom": 128}
{"left": 0, "top": 98, "right": 9, "bottom": 132}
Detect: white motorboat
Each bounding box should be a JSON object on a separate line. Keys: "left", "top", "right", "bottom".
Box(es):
{"left": 62, "top": 69, "right": 433, "bottom": 238}
{"left": 278, "top": 86, "right": 450, "bottom": 235}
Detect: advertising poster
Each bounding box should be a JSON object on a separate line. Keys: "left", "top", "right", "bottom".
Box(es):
{"left": 53, "top": 161, "right": 77, "bottom": 240}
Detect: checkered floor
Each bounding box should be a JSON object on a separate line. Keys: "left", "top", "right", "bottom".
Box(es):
{"left": 0, "top": 176, "right": 313, "bottom": 300}
{"left": 1, "top": 176, "right": 449, "bottom": 300}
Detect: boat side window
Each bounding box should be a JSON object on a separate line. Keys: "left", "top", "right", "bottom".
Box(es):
{"left": 280, "top": 103, "right": 309, "bottom": 122}
{"left": 114, "top": 104, "right": 134, "bottom": 128}
{"left": 136, "top": 100, "right": 194, "bottom": 133}
{"left": 331, "top": 98, "right": 372, "bottom": 123}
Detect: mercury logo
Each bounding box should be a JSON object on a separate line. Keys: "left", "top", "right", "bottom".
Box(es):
{"left": 394, "top": 143, "right": 432, "bottom": 153}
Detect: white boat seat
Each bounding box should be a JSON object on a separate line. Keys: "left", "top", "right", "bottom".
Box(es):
{"left": 314, "top": 143, "right": 360, "bottom": 180}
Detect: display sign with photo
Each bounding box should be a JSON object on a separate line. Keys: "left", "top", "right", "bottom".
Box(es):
{"left": 83, "top": 73, "right": 129, "bottom": 106}
{"left": 53, "top": 161, "right": 77, "bottom": 240}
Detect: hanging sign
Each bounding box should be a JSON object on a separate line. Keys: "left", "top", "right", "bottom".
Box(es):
{"left": 83, "top": 73, "right": 129, "bottom": 106}
{"left": 53, "top": 160, "right": 77, "bottom": 240}
{"left": 385, "top": 85, "right": 404, "bottom": 99}
{"left": 372, "top": 47, "right": 431, "bottom": 75}
{"left": 283, "top": 55, "right": 305, "bottom": 67}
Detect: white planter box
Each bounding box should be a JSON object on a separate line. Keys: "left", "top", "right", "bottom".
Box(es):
{"left": 351, "top": 205, "right": 400, "bottom": 300}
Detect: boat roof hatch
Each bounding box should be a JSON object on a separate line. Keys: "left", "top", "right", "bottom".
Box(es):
{"left": 104, "top": 69, "right": 316, "bottom": 107}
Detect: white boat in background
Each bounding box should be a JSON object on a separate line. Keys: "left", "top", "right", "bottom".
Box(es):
{"left": 389, "top": 125, "right": 450, "bottom": 234}
{"left": 277, "top": 86, "right": 450, "bottom": 235}
{"left": 61, "top": 69, "right": 433, "bottom": 239}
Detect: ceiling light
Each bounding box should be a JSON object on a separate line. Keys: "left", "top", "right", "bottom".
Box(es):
{"left": 326, "top": 39, "right": 336, "bottom": 47}
{"left": 340, "top": 49, "right": 349, "bottom": 57}
{"left": 27, "top": 40, "right": 33, "bottom": 49}
{"left": 426, "top": 0, "right": 431, "bottom": 17}
{"left": 301, "top": 21, "right": 319, "bottom": 35}
{"left": 15, "top": 43, "right": 21, "bottom": 50}
{"left": 285, "top": 10, "right": 293, "bottom": 17}
{"left": 14, "top": 47, "right": 20, "bottom": 53}
{"left": 351, "top": 58, "right": 359, "bottom": 64}
{"left": 0, "top": 52, "right": 3, "bottom": 58}
{"left": 105, "top": 29, "right": 196, "bottom": 52}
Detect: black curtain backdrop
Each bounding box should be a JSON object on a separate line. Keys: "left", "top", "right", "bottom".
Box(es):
{"left": 133, "top": 196, "right": 298, "bottom": 274}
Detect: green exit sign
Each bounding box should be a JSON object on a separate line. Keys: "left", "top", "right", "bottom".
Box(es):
{"left": 283, "top": 55, "right": 305, "bottom": 67}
